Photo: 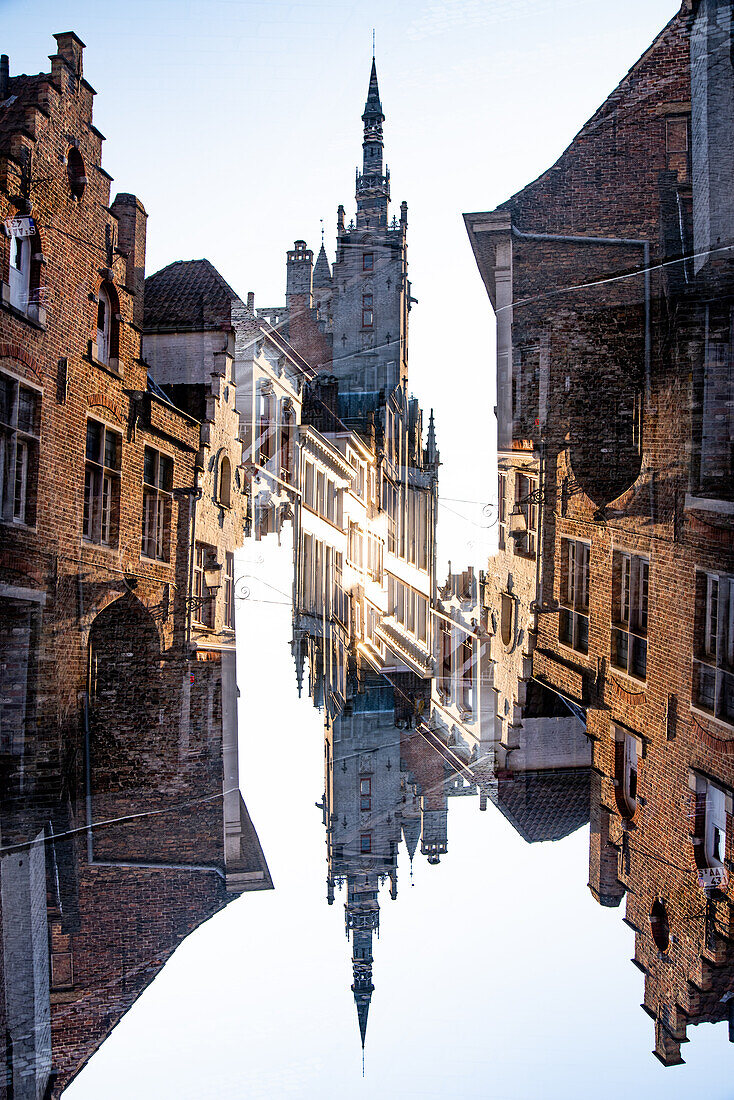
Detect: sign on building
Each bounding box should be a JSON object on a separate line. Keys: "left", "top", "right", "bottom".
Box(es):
{"left": 4, "top": 216, "right": 36, "bottom": 238}
{"left": 697, "top": 866, "right": 728, "bottom": 890}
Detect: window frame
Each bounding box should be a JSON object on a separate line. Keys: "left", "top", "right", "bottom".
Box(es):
{"left": 83, "top": 418, "right": 121, "bottom": 547}
{"left": 0, "top": 370, "right": 41, "bottom": 529}
{"left": 141, "top": 445, "right": 173, "bottom": 562}
{"left": 693, "top": 570, "right": 734, "bottom": 725}
{"left": 611, "top": 551, "right": 649, "bottom": 681}
{"left": 361, "top": 293, "right": 374, "bottom": 329}
{"left": 559, "top": 537, "right": 590, "bottom": 654}
{"left": 193, "top": 542, "right": 216, "bottom": 628}
{"left": 224, "top": 550, "right": 235, "bottom": 629}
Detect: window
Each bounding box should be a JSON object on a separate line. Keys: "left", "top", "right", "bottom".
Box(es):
{"left": 193, "top": 543, "right": 216, "bottom": 628}
{"left": 224, "top": 551, "right": 235, "bottom": 629}
{"left": 363, "top": 252, "right": 373, "bottom": 271}
{"left": 666, "top": 116, "right": 690, "bottom": 182}
{"left": 693, "top": 571, "right": 734, "bottom": 723}
{"left": 649, "top": 899, "right": 670, "bottom": 953}
{"left": 83, "top": 419, "right": 121, "bottom": 545}
{"left": 460, "top": 636, "right": 474, "bottom": 713}
{"left": 612, "top": 552, "right": 649, "bottom": 679}
{"left": 304, "top": 461, "right": 315, "bottom": 509}
{"left": 614, "top": 726, "right": 640, "bottom": 818}
{"left": 360, "top": 777, "right": 371, "bottom": 812}
{"left": 257, "top": 386, "right": 274, "bottom": 465}
{"left": 142, "top": 447, "right": 173, "bottom": 561}
{"left": 360, "top": 833, "right": 372, "bottom": 854}
{"left": 0, "top": 372, "right": 40, "bottom": 527}
{"left": 362, "top": 293, "right": 373, "bottom": 328}
{"left": 704, "top": 782, "right": 727, "bottom": 868}
{"left": 191, "top": 543, "right": 216, "bottom": 629}
{"left": 348, "top": 522, "right": 363, "bottom": 570}
{"left": 280, "top": 404, "right": 293, "bottom": 481}
{"left": 498, "top": 472, "right": 506, "bottom": 550}
{"left": 8, "top": 232, "right": 30, "bottom": 312}
{"left": 559, "top": 539, "right": 590, "bottom": 653}
{"left": 500, "top": 592, "right": 514, "bottom": 647}
{"left": 219, "top": 455, "right": 232, "bottom": 507}
{"left": 440, "top": 620, "right": 452, "bottom": 699}
{"left": 96, "top": 285, "right": 112, "bottom": 364}
{"left": 514, "top": 472, "right": 538, "bottom": 557}
{"left": 67, "top": 146, "right": 86, "bottom": 199}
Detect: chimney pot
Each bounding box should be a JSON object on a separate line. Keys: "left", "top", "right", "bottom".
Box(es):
{"left": 247, "top": 291, "right": 255, "bottom": 312}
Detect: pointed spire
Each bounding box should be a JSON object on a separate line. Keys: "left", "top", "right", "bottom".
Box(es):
{"left": 402, "top": 816, "right": 421, "bottom": 861}
{"left": 356, "top": 993, "right": 371, "bottom": 1048}
{"left": 313, "top": 241, "right": 331, "bottom": 289}
{"left": 425, "top": 409, "right": 439, "bottom": 468}
{"left": 363, "top": 57, "right": 383, "bottom": 121}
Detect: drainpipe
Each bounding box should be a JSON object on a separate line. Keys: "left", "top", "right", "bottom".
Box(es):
{"left": 511, "top": 226, "right": 651, "bottom": 410}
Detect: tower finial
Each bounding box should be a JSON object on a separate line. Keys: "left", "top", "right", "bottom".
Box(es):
{"left": 320, "top": 217, "right": 324, "bottom": 246}
{"left": 372, "top": 28, "right": 375, "bottom": 60}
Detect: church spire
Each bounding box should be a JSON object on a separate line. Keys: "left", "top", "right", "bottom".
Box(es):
{"left": 356, "top": 57, "right": 389, "bottom": 228}
{"left": 351, "top": 931, "right": 374, "bottom": 1049}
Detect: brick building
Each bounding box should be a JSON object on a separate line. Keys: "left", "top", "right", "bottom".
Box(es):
{"left": 0, "top": 33, "right": 272, "bottom": 1097}
{"left": 466, "top": 0, "right": 734, "bottom": 1063}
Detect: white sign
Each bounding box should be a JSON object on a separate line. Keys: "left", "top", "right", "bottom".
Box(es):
{"left": 698, "top": 866, "right": 729, "bottom": 890}
{"left": 4, "top": 216, "right": 35, "bottom": 238}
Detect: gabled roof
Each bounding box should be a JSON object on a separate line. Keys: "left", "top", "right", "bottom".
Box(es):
{"left": 144, "top": 259, "right": 242, "bottom": 332}
{"left": 492, "top": 769, "right": 590, "bottom": 843}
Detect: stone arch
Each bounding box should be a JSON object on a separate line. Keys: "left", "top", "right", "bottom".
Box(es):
{"left": 87, "top": 593, "right": 162, "bottom": 780}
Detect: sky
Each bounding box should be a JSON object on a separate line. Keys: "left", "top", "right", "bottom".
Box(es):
{"left": 3, "top": 0, "right": 680, "bottom": 566}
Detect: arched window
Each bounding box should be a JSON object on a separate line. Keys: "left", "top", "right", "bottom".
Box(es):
{"left": 96, "top": 285, "right": 111, "bottom": 363}
{"left": 649, "top": 899, "right": 670, "bottom": 952}
{"left": 219, "top": 455, "right": 232, "bottom": 507}
{"left": 8, "top": 232, "right": 31, "bottom": 312}
{"left": 613, "top": 726, "right": 641, "bottom": 819}
{"left": 500, "top": 592, "right": 514, "bottom": 647}
{"left": 67, "top": 146, "right": 86, "bottom": 200}
{"left": 94, "top": 282, "right": 120, "bottom": 367}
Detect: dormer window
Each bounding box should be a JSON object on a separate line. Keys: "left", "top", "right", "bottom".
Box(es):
{"left": 363, "top": 252, "right": 373, "bottom": 271}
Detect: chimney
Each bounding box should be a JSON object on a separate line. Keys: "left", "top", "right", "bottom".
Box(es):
{"left": 110, "top": 193, "right": 147, "bottom": 329}
{"left": 247, "top": 291, "right": 255, "bottom": 313}
{"left": 0, "top": 56, "right": 8, "bottom": 101}
{"left": 52, "top": 32, "right": 85, "bottom": 79}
